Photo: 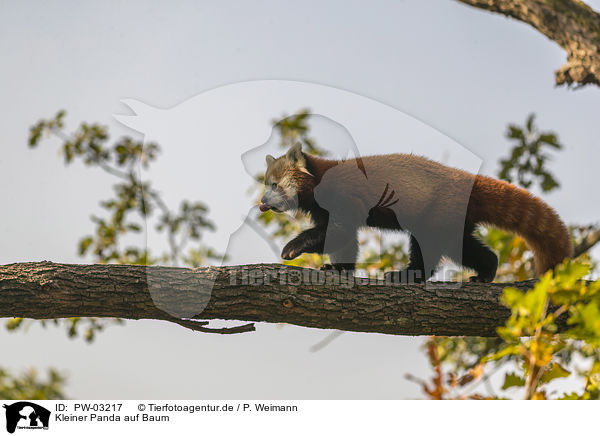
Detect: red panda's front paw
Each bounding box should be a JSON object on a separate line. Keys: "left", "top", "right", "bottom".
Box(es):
{"left": 281, "top": 240, "right": 303, "bottom": 260}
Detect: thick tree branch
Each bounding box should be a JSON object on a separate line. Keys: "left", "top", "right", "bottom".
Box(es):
{"left": 573, "top": 226, "right": 600, "bottom": 257}
{"left": 0, "top": 261, "right": 540, "bottom": 337}
{"left": 457, "top": 0, "right": 600, "bottom": 87}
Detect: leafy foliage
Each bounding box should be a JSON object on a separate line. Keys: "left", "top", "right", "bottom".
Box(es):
{"left": 29, "top": 111, "right": 219, "bottom": 266}
{"left": 271, "top": 109, "right": 323, "bottom": 155}
{"left": 405, "top": 337, "right": 491, "bottom": 400}
{"left": 409, "top": 114, "right": 600, "bottom": 399}
{"left": 489, "top": 260, "right": 600, "bottom": 399}
{"left": 3, "top": 111, "right": 224, "bottom": 398}
{"left": 478, "top": 228, "right": 534, "bottom": 281}
{"left": 498, "top": 113, "right": 562, "bottom": 192}
{"left": 0, "top": 368, "right": 66, "bottom": 400}
{"left": 6, "top": 317, "right": 123, "bottom": 344}
{"left": 27, "top": 111, "right": 224, "bottom": 269}
{"left": 19, "top": 112, "right": 221, "bottom": 339}
{"left": 411, "top": 261, "right": 600, "bottom": 399}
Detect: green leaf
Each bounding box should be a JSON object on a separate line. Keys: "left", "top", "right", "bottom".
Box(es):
{"left": 501, "top": 372, "right": 526, "bottom": 390}
{"left": 554, "top": 260, "right": 590, "bottom": 288}
{"left": 78, "top": 237, "right": 94, "bottom": 255}
{"left": 559, "top": 391, "right": 584, "bottom": 400}
{"left": 526, "top": 113, "right": 535, "bottom": 132}
{"left": 538, "top": 133, "right": 561, "bottom": 149}
{"left": 500, "top": 286, "right": 523, "bottom": 307}
{"left": 568, "top": 301, "right": 600, "bottom": 340}
{"left": 483, "top": 344, "right": 522, "bottom": 362}
{"left": 498, "top": 114, "right": 562, "bottom": 193}
{"left": 539, "top": 363, "right": 571, "bottom": 385}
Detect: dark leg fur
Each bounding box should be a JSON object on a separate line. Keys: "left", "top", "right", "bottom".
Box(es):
{"left": 461, "top": 228, "right": 498, "bottom": 282}
{"left": 282, "top": 226, "right": 357, "bottom": 272}
{"left": 320, "top": 263, "right": 355, "bottom": 272}
{"left": 385, "top": 228, "right": 498, "bottom": 284}
{"left": 281, "top": 227, "right": 326, "bottom": 260}
{"left": 321, "top": 238, "right": 358, "bottom": 272}
{"left": 385, "top": 235, "right": 429, "bottom": 284}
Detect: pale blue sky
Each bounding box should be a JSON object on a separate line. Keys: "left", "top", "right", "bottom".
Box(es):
{"left": 1, "top": 0, "right": 599, "bottom": 398}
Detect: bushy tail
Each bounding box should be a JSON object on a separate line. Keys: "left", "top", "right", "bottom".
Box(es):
{"left": 469, "top": 175, "right": 573, "bottom": 276}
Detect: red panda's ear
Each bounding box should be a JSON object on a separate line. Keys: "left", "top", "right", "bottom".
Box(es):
{"left": 286, "top": 142, "right": 305, "bottom": 166}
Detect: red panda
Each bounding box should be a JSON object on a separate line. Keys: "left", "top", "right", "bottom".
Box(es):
{"left": 259, "top": 143, "right": 573, "bottom": 283}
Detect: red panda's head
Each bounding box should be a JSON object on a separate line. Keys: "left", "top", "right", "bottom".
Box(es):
{"left": 260, "top": 143, "right": 314, "bottom": 213}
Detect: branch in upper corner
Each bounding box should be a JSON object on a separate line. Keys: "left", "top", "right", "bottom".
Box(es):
{"left": 573, "top": 226, "right": 600, "bottom": 258}
{"left": 456, "top": 0, "right": 600, "bottom": 88}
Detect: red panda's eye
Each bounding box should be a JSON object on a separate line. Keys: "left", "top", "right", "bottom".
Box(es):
{"left": 271, "top": 183, "right": 277, "bottom": 190}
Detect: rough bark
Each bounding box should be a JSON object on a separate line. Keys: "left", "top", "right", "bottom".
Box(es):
{"left": 457, "top": 0, "right": 600, "bottom": 87}
{"left": 0, "top": 261, "right": 540, "bottom": 337}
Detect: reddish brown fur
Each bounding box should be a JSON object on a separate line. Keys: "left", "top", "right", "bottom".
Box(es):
{"left": 304, "top": 154, "right": 572, "bottom": 277}
{"left": 467, "top": 175, "right": 573, "bottom": 276}
{"left": 267, "top": 150, "right": 573, "bottom": 278}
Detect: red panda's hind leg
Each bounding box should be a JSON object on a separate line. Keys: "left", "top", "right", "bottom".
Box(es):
{"left": 384, "top": 235, "right": 429, "bottom": 284}
{"left": 461, "top": 229, "right": 498, "bottom": 283}
{"left": 321, "top": 238, "right": 358, "bottom": 272}
{"left": 320, "top": 263, "right": 355, "bottom": 272}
